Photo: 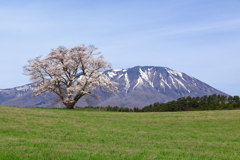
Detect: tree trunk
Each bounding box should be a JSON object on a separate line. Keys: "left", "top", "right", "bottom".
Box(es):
{"left": 64, "top": 102, "right": 76, "bottom": 109}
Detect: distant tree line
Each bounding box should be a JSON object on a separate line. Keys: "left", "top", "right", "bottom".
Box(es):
{"left": 76, "top": 94, "right": 240, "bottom": 112}
{"left": 142, "top": 94, "right": 240, "bottom": 112}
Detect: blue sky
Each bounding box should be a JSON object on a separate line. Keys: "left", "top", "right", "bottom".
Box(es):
{"left": 0, "top": 0, "right": 240, "bottom": 96}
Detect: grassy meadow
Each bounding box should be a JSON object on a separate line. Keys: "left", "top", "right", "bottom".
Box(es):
{"left": 0, "top": 106, "right": 240, "bottom": 160}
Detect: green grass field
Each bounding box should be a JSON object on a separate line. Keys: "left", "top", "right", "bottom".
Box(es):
{"left": 0, "top": 106, "right": 240, "bottom": 160}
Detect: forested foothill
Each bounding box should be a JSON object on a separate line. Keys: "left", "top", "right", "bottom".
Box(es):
{"left": 77, "top": 94, "right": 240, "bottom": 112}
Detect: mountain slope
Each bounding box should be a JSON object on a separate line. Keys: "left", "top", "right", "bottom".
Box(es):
{"left": 0, "top": 66, "right": 228, "bottom": 108}
{"left": 95, "top": 66, "right": 227, "bottom": 107}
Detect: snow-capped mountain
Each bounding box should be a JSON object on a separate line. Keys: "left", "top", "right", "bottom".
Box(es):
{"left": 0, "top": 83, "right": 56, "bottom": 107}
{"left": 0, "top": 66, "right": 228, "bottom": 108}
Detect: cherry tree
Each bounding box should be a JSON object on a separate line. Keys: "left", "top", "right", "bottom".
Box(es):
{"left": 23, "top": 45, "right": 117, "bottom": 109}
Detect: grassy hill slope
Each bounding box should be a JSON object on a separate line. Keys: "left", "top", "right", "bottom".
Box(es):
{"left": 0, "top": 106, "right": 240, "bottom": 159}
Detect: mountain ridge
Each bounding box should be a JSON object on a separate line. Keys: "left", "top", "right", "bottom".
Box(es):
{"left": 0, "top": 66, "right": 228, "bottom": 108}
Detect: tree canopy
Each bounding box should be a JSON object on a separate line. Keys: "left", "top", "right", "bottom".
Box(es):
{"left": 23, "top": 45, "right": 117, "bottom": 109}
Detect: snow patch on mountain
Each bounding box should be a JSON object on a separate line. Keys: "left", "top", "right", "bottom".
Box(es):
{"left": 174, "top": 77, "right": 189, "bottom": 92}
{"left": 139, "top": 68, "right": 154, "bottom": 88}
{"left": 113, "top": 69, "right": 127, "bottom": 72}
{"left": 15, "top": 85, "right": 34, "bottom": 92}
{"left": 107, "top": 71, "right": 117, "bottom": 78}
{"left": 166, "top": 68, "right": 185, "bottom": 80}
{"left": 133, "top": 77, "right": 144, "bottom": 90}
{"left": 113, "top": 69, "right": 122, "bottom": 72}
{"left": 117, "top": 74, "right": 123, "bottom": 79}
{"left": 161, "top": 77, "right": 171, "bottom": 89}
{"left": 124, "top": 73, "right": 130, "bottom": 93}
{"left": 160, "top": 81, "right": 165, "bottom": 92}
